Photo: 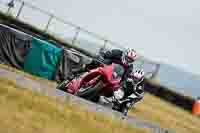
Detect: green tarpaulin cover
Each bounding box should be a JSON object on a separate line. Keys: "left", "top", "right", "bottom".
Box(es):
{"left": 23, "top": 37, "right": 62, "bottom": 80}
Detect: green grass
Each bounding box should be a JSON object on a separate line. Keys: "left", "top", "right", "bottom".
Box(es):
{"left": 130, "top": 93, "right": 200, "bottom": 133}
{"left": 0, "top": 77, "right": 149, "bottom": 133}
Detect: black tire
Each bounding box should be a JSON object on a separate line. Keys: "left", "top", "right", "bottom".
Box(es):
{"left": 121, "top": 107, "right": 128, "bottom": 116}
{"left": 112, "top": 102, "right": 128, "bottom": 116}
{"left": 76, "top": 80, "right": 104, "bottom": 101}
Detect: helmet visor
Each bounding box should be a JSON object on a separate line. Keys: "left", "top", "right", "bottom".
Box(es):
{"left": 125, "top": 55, "right": 134, "bottom": 63}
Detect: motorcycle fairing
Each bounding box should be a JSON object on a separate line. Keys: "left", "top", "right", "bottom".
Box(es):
{"left": 65, "top": 63, "right": 122, "bottom": 95}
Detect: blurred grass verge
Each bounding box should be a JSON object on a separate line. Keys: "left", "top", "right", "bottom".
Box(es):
{"left": 0, "top": 77, "right": 149, "bottom": 133}
{"left": 130, "top": 93, "right": 200, "bottom": 133}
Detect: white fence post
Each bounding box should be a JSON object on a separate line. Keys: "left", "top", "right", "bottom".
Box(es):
{"left": 72, "top": 27, "right": 80, "bottom": 45}
{"left": 44, "top": 15, "right": 53, "bottom": 32}
{"left": 16, "top": 1, "right": 24, "bottom": 19}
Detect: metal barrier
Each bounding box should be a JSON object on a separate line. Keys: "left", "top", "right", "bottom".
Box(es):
{"left": 0, "top": 0, "right": 125, "bottom": 52}
{"left": 0, "top": 0, "right": 160, "bottom": 79}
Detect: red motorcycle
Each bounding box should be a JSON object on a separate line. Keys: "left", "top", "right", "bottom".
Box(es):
{"left": 56, "top": 63, "right": 125, "bottom": 102}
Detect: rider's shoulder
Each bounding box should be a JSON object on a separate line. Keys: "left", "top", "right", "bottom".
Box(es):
{"left": 111, "top": 49, "right": 123, "bottom": 54}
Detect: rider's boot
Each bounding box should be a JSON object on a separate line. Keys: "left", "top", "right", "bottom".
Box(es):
{"left": 99, "top": 96, "right": 113, "bottom": 105}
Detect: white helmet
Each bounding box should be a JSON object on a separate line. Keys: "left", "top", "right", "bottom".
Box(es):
{"left": 121, "top": 48, "right": 137, "bottom": 65}
{"left": 130, "top": 69, "right": 145, "bottom": 83}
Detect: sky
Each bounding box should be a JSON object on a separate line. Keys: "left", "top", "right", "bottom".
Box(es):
{"left": 1, "top": 0, "right": 200, "bottom": 76}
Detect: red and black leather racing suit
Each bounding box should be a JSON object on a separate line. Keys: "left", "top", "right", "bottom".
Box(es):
{"left": 85, "top": 49, "right": 134, "bottom": 80}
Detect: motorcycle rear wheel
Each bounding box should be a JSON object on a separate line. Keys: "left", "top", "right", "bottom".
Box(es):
{"left": 56, "top": 80, "right": 69, "bottom": 91}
